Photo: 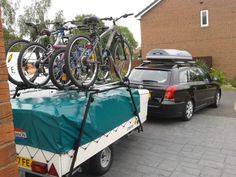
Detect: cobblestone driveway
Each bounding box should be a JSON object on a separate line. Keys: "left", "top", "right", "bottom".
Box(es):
{"left": 80, "top": 91, "right": 236, "bottom": 177}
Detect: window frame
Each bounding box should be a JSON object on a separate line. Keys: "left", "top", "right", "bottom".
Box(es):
{"left": 179, "top": 69, "right": 188, "bottom": 84}
{"left": 200, "top": 10, "right": 209, "bottom": 27}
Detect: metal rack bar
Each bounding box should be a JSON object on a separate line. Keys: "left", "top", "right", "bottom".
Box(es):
{"left": 66, "top": 82, "right": 143, "bottom": 177}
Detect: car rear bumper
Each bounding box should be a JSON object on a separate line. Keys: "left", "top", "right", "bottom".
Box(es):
{"left": 148, "top": 101, "right": 186, "bottom": 118}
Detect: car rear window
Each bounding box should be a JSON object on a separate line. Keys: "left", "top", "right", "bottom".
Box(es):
{"left": 129, "top": 68, "right": 170, "bottom": 85}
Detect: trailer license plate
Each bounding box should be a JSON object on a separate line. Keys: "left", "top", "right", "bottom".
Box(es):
{"left": 16, "top": 156, "right": 32, "bottom": 170}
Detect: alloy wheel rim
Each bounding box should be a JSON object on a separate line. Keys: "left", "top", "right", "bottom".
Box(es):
{"left": 216, "top": 92, "right": 220, "bottom": 105}
{"left": 186, "top": 101, "right": 193, "bottom": 119}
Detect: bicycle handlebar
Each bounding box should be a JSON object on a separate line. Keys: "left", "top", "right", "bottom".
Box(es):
{"left": 122, "top": 13, "right": 134, "bottom": 18}
{"left": 100, "top": 13, "right": 133, "bottom": 23}
{"left": 100, "top": 17, "right": 113, "bottom": 21}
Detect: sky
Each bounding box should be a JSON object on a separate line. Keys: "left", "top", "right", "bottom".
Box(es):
{"left": 17, "top": 0, "right": 154, "bottom": 46}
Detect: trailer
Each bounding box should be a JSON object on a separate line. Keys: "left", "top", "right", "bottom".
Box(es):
{"left": 11, "top": 84, "right": 149, "bottom": 177}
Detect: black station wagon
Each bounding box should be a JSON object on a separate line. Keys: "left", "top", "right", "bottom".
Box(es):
{"left": 129, "top": 49, "right": 221, "bottom": 121}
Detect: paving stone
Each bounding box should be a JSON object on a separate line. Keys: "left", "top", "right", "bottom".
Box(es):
{"left": 175, "top": 165, "right": 201, "bottom": 176}
{"left": 199, "top": 159, "right": 224, "bottom": 169}
{"left": 136, "top": 164, "right": 156, "bottom": 174}
{"left": 181, "top": 144, "right": 195, "bottom": 152}
{"left": 153, "top": 168, "right": 172, "bottom": 177}
{"left": 202, "top": 152, "right": 226, "bottom": 163}
{"left": 226, "top": 155, "right": 236, "bottom": 165}
{"left": 170, "top": 171, "right": 198, "bottom": 177}
{"left": 200, "top": 166, "right": 222, "bottom": 177}
{"left": 142, "top": 174, "right": 158, "bottom": 177}
{"left": 224, "top": 164, "right": 236, "bottom": 175}
{"left": 222, "top": 149, "right": 236, "bottom": 156}
{"left": 180, "top": 151, "right": 204, "bottom": 160}
{"left": 157, "top": 160, "right": 178, "bottom": 172}
{"left": 179, "top": 161, "right": 203, "bottom": 170}
{"left": 138, "top": 155, "right": 163, "bottom": 167}
{"left": 221, "top": 172, "right": 236, "bottom": 177}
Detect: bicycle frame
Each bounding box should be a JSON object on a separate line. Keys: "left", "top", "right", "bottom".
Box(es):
{"left": 27, "top": 29, "right": 67, "bottom": 65}
{"left": 89, "top": 24, "right": 126, "bottom": 81}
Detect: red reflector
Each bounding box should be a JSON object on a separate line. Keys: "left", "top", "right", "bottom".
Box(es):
{"left": 164, "top": 85, "right": 176, "bottom": 101}
{"left": 86, "top": 43, "right": 93, "bottom": 49}
{"left": 31, "top": 161, "right": 47, "bottom": 174}
{"left": 48, "top": 163, "right": 59, "bottom": 177}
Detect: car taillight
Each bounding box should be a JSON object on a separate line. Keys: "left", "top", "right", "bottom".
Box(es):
{"left": 31, "top": 161, "right": 47, "bottom": 175}
{"left": 164, "top": 86, "right": 176, "bottom": 101}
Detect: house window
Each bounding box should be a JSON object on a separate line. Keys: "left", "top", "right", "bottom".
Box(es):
{"left": 200, "top": 10, "right": 209, "bottom": 27}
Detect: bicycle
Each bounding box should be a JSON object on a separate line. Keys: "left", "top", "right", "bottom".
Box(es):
{"left": 6, "top": 22, "right": 41, "bottom": 86}
{"left": 64, "top": 13, "right": 133, "bottom": 89}
{"left": 17, "top": 21, "right": 77, "bottom": 87}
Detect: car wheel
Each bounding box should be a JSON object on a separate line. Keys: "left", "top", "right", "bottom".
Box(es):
{"left": 182, "top": 100, "right": 194, "bottom": 121}
{"left": 212, "top": 90, "right": 220, "bottom": 108}
{"left": 89, "top": 146, "right": 113, "bottom": 176}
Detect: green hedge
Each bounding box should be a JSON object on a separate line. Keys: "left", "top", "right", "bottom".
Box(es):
{"left": 195, "top": 60, "right": 227, "bottom": 86}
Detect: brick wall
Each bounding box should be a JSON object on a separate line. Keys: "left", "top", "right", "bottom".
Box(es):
{"left": 140, "top": 0, "right": 236, "bottom": 80}
{"left": 0, "top": 11, "right": 19, "bottom": 177}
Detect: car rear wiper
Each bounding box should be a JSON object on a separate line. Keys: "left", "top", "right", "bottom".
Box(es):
{"left": 142, "top": 80, "right": 158, "bottom": 83}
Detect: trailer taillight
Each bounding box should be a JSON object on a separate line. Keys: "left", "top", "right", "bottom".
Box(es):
{"left": 31, "top": 161, "right": 47, "bottom": 174}
{"left": 48, "top": 163, "right": 59, "bottom": 177}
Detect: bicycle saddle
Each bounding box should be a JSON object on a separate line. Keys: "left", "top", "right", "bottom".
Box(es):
{"left": 83, "top": 16, "right": 99, "bottom": 25}
{"left": 39, "top": 29, "right": 51, "bottom": 36}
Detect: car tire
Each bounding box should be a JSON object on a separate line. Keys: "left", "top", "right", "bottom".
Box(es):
{"left": 212, "top": 90, "right": 220, "bottom": 108}
{"left": 89, "top": 146, "right": 113, "bottom": 176}
{"left": 182, "top": 100, "right": 194, "bottom": 121}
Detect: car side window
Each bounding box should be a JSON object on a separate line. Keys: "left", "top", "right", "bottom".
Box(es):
{"left": 197, "top": 68, "right": 210, "bottom": 82}
{"left": 179, "top": 70, "right": 188, "bottom": 83}
{"left": 188, "top": 68, "right": 205, "bottom": 82}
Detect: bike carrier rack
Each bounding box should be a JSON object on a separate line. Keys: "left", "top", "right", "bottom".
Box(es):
{"left": 12, "top": 80, "right": 144, "bottom": 177}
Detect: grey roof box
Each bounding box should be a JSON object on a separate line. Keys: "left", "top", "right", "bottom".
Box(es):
{"left": 146, "top": 49, "right": 193, "bottom": 60}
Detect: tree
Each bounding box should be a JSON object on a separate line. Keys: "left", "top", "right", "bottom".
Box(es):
{"left": 17, "top": 0, "right": 51, "bottom": 40}
{"left": 0, "top": 0, "right": 20, "bottom": 45}
{"left": 118, "top": 26, "right": 138, "bottom": 49}
{"left": 0, "top": 0, "right": 19, "bottom": 29}
{"left": 54, "top": 10, "right": 65, "bottom": 24}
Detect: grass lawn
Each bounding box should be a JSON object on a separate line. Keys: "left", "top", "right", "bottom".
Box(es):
{"left": 222, "top": 85, "right": 236, "bottom": 91}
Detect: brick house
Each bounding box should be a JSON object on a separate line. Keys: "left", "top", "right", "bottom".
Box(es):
{"left": 136, "top": 0, "right": 236, "bottom": 80}
{"left": 0, "top": 10, "right": 19, "bottom": 177}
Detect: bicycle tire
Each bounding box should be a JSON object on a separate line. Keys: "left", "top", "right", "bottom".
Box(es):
{"left": 17, "top": 42, "right": 50, "bottom": 87}
{"left": 65, "top": 35, "right": 98, "bottom": 88}
{"left": 49, "top": 48, "right": 72, "bottom": 89}
{"left": 112, "top": 39, "right": 132, "bottom": 79}
{"left": 6, "top": 39, "right": 30, "bottom": 86}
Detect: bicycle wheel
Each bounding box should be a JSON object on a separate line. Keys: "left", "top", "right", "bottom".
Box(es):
{"left": 65, "top": 35, "right": 98, "bottom": 88}
{"left": 113, "top": 39, "right": 132, "bottom": 78}
{"left": 6, "top": 39, "right": 30, "bottom": 86}
{"left": 17, "top": 42, "right": 50, "bottom": 87}
{"left": 49, "top": 48, "right": 72, "bottom": 89}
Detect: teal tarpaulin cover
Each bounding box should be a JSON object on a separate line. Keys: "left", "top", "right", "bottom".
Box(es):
{"left": 12, "top": 88, "right": 140, "bottom": 154}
